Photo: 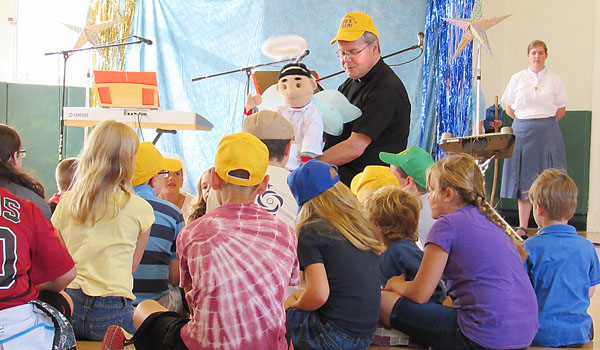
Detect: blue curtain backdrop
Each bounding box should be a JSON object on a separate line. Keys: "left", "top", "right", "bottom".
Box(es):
{"left": 123, "top": 0, "right": 427, "bottom": 194}
{"left": 419, "top": 0, "right": 474, "bottom": 159}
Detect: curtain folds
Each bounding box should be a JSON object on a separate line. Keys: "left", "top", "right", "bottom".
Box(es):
{"left": 419, "top": 0, "right": 474, "bottom": 159}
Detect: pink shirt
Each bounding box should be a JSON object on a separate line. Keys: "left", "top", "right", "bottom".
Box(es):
{"left": 177, "top": 203, "right": 299, "bottom": 350}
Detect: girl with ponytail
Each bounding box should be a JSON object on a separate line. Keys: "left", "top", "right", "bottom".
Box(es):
{"left": 379, "top": 153, "right": 538, "bottom": 350}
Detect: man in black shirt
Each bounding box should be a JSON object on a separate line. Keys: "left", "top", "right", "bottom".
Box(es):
{"left": 320, "top": 11, "right": 411, "bottom": 185}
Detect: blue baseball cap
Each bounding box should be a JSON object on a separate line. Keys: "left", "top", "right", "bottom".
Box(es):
{"left": 287, "top": 160, "right": 339, "bottom": 207}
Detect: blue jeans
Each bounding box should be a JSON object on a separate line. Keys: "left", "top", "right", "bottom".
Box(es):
{"left": 390, "top": 297, "right": 526, "bottom": 350}
{"left": 66, "top": 288, "right": 135, "bottom": 341}
{"left": 286, "top": 308, "right": 373, "bottom": 350}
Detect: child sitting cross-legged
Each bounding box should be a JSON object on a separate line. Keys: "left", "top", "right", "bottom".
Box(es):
{"left": 285, "top": 160, "right": 384, "bottom": 350}
{"left": 380, "top": 153, "right": 538, "bottom": 350}
{"left": 103, "top": 132, "right": 300, "bottom": 350}
{"left": 524, "top": 168, "right": 600, "bottom": 347}
{"left": 52, "top": 120, "right": 155, "bottom": 341}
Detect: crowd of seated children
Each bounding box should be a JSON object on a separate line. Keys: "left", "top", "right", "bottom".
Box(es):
{"left": 51, "top": 120, "right": 155, "bottom": 341}
{"left": 132, "top": 142, "right": 187, "bottom": 313}
{"left": 285, "top": 160, "right": 384, "bottom": 350}
{"left": 380, "top": 154, "right": 538, "bottom": 350}
{"left": 5, "top": 117, "right": 600, "bottom": 350}
{"left": 103, "top": 132, "right": 299, "bottom": 350}
{"left": 0, "top": 124, "right": 52, "bottom": 220}
{"left": 524, "top": 168, "right": 600, "bottom": 347}
{"left": 48, "top": 157, "right": 78, "bottom": 214}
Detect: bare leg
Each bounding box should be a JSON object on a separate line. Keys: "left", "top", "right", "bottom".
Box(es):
{"left": 59, "top": 291, "right": 74, "bottom": 317}
{"left": 517, "top": 199, "right": 532, "bottom": 235}
{"left": 133, "top": 300, "right": 168, "bottom": 329}
{"left": 380, "top": 291, "right": 402, "bottom": 328}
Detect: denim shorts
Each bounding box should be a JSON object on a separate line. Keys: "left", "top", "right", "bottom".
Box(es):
{"left": 286, "top": 308, "right": 373, "bottom": 350}
{"left": 66, "top": 288, "right": 135, "bottom": 341}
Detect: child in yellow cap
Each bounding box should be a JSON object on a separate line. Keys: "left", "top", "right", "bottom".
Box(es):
{"left": 104, "top": 132, "right": 300, "bottom": 350}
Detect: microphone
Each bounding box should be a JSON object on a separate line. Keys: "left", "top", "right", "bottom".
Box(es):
{"left": 132, "top": 35, "right": 153, "bottom": 45}
{"left": 294, "top": 49, "right": 310, "bottom": 63}
{"left": 417, "top": 32, "right": 424, "bottom": 49}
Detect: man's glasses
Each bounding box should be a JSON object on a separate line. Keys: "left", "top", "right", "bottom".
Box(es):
{"left": 335, "top": 44, "right": 371, "bottom": 59}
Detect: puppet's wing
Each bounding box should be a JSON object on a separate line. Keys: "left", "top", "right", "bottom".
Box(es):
{"left": 312, "top": 90, "right": 362, "bottom": 136}
{"left": 257, "top": 85, "right": 282, "bottom": 110}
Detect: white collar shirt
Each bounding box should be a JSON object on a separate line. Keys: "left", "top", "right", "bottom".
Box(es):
{"left": 501, "top": 67, "right": 568, "bottom": 119}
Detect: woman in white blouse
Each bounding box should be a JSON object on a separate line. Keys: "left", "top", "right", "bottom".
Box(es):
{"left": 500, "top": 40, "right": 569, "bottom": 238}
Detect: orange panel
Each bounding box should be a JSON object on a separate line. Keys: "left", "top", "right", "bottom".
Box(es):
{"left": 97, "top": 87, "right": 112, "bottom": 104}
{"left": 142, "top": 88, "right": 155, "bottom": 106}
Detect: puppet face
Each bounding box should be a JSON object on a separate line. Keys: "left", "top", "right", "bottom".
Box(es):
{"left": 276, "top": 74, "right": 316, "bottom": 108}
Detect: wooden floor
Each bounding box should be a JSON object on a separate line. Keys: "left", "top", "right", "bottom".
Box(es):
{"left": 77, "top": 243, "right": 600, "bottom": 350}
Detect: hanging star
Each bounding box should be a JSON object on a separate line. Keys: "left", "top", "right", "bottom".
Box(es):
{"left": 63, "top": 9, "right": 120, "bottom": 49}
{"left": 443, "top": 0, "right": 511, "bottom": 59}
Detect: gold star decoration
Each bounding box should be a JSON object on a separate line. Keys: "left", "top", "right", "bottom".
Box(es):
{"left": 63, "top": 9, "right": 120, "bottom": 49}
{"left": 443, "top": 0, "right": 511, "bottom": 59}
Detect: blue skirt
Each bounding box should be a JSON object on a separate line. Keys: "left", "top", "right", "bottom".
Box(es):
{"left": 500, "top": 117, "right": 567, "bottom": 200}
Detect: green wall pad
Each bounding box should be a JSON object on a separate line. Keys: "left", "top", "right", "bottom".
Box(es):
{"left": 4, "top": 82, "right": 85, "bottom": 197}
{"left": 485, "top": 110, "right": 591, "bottom": 231}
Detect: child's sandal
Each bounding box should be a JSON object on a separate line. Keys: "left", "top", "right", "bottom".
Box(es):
{"left": 516, "top": 226, "right": 528, "bottom": 240}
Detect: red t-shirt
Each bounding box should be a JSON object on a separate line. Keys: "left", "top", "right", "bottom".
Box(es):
{"left": 0, "top": 188, "right": 74, "bottom": 310}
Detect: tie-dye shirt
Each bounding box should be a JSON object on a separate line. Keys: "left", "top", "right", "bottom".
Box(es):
{"left": 177, "top": 202, "right": 300, "bottom": 350}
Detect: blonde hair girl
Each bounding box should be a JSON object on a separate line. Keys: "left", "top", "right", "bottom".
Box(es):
{"left": 285, "top": 160, "right": 383, "bottom": 349}
{"left": 296, "top": 167, "right": 384, "bottom": 253}
{"left": 379, "top": 153, "right": 539, "bottom": 350}
{"left": 51, "top": 120, "right": 155, "bottom": 340}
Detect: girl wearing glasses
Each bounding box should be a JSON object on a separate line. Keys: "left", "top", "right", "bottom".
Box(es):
{"left": 0, "top": 124, "right": 52, "bottom": 220}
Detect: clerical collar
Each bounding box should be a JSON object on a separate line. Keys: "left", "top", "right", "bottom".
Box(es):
{"left": 354, "top": 58, "right": 384, "bottom": 83}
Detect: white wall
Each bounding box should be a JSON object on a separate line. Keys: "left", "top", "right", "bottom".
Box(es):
{"left": 0, "top": 0, "right": 18, "bottom": 82}
{"left": 0, "top": 0, "right": 92, "bottom": 86}
{"left": 478, "top": 0, "right": 599, "bottom": 231}
{"left": 588, "top": 1, "right": 600, "bottom": 232}
{"left": 480, "top": 0, "right": 595, "bottom": 110}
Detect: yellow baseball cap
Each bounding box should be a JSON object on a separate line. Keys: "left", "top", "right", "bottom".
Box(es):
{"left": 215, "top": 132, "right": 269, "bottom": 187}
{"left": 133, "top": 142, "right": 182, "bottom": 186}
{"left": 350, "top": 165, "right": 399, "bottom": 203}
{"left": 330, "top": 12, "right": 379, "bottom": 45}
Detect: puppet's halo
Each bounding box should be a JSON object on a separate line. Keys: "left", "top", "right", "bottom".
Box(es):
{"left": 261, "top": 35, "right": 307, "bottom": 60}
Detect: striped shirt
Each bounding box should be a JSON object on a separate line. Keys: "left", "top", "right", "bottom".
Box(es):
{"left": 133, "top": 185, "right": 184, "bottom": 304}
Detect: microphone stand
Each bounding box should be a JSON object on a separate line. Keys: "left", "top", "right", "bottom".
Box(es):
{"left": 45, "top": 39, "right": 148, "bottom": 161}
{"left": 318, "top": 43, "right": 424, "bottom": 82}
{"left": 191, "top": 57, "right": 298, "bottom": 103}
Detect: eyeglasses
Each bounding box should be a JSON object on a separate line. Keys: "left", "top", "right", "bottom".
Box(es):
{"left": 18, "top": 149, "right": 26, "bottom": 158}
{"left": 335, "top": 44, "right": 371, "bottom": 59}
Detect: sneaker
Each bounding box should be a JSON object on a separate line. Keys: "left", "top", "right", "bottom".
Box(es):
{"left": 102, "top": 325, "right": 135, "bottom": 350}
